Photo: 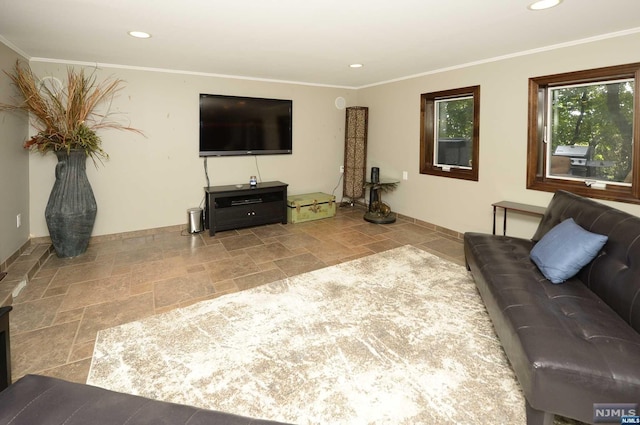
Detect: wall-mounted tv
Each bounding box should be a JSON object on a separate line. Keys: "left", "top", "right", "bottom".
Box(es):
{"left": 199, "top": 94, "right": 292, "bottom": 157}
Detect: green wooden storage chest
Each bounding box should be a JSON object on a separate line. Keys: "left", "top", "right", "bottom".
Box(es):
{"left": 287, "top": 192, "right": 336, "bottom": 223}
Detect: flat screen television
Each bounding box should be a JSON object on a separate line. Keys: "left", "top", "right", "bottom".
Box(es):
{"left": 199, "top": 94, "right": 292, "bottom": 157}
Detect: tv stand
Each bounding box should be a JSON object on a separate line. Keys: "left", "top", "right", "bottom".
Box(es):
{"left": 204, "top": 181, "right": 288, "bottom": 236}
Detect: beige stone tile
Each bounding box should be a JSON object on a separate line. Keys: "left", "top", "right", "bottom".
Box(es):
{"left": 54, "top": 307, "right": 85, "bottom": 325}
{"left": 113, "top": 247, "right": 164, "bottom": 266}
{"left": 203, "top": 230, "right": 239, "bottom": 242}
{"left": 0, "top": 287, "right": 13, "bottom": 308}
{"left": 385, "top": 224, "right": 439, "bottom": 245}
{"left": 201, "top": 236, "right": 223, "bottom": 246}
{"left": 159, "top": 233, "right": 206, "bottom": 251}
{"left": 300, "top": 223, "right": 344, "bottom": 239}
{"left": 274, "top": 253, "right": 327, "bottom": 277}
{"left": 212, "top": 279, "right": 239, "bottom": 294}
{"left": 323, "top": 215, "right": 362, "bottom": 228}
{"left": 153, "top": 271, "right": 217, "bottom": 309}
{"left": 112, "top": 263, "right": 133, "bottom": 276}
{"left": 12, "top": 274, "right": 53, "bottom": 303}
{"left": 4, "top": 260, "right": 36, "bottom": 278}
{"left": 234, "top": 268, "right": 287, "bottom": 291}
{"left": 257, "top": 261, "right": 279, "bottom": 272}
{"left": 362, "top": 238, "right": 405, "bottom": 253}
{"left": 348, "top": 222, "right": 393, "bottom": 236}
{"left": 275, "top": 232, "right": 322, "bottom": 250}
{"left": 85, "top": 239, "right": 125, "bottom": 255}
{"left": 220, "top": 234, "right": 264, "bottom": 251}
{"left": 186, "top": 264, "right": 206, "bottom": 273}
{"left": 326, "top": 249, "right": 376, "bottom": 265}
{"left": 11, "top": 295, "right": 65, "bottom": 334}
{"left": 180, "top": 243, "right": 230, "bottom": 266}
{"left": 76, "top": 292, "right": 155, "bottom": 343}
{"left": 243, "top": 242, "right": 296, "bottom": 264}
{"left": 130, "top": 280, "right": 154, "bottom": 296}
{"left": 42, "top": 285, "right": 69, "bottom": 298}
{"left": 308, "top": 239, "right": 365, "bottom": 263}
{"left": 42, "top": 252, "right": 99, "bottom": 270}
{"left": 41, "top": 358, "right": 92, "bottom": 384}
{"left": 130, "top": 256, "right": 187, "bottom": 286}
{"left": 121, "top": 235, "right": 157, "bottom": 250}
{"left": 58, "top": 274, "right": 131, "bottom": 312}
{"left": 177, "top": 294, "right": 219, "bottom": 309}
{"left": 34, "top": 266, "right": 57, "bottom": 278}
{"left": 250, "top": 224, "right": 291, "bottom": 239}
{"left": 205, "top": 254, "right": 261, "bottom": 282}
{"left": 49, "top": 260, "right": 114, "bottom": 289}
{"left": 94, "top": 252, "right": 118, "bottom": 264}
{"left": 419, "top": 237, "right": 465, "bottom": 259}
{"left": 328, "top": 229, "right": 379, "bottom": 247}
{"left": 69, "top": 340, "right": 96, "bottom": 362}
{"left": 11, "top": 321, "right": 79, "bottom": 378}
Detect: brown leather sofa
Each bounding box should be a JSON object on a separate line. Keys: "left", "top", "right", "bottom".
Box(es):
{"left": 0, "top": 374, "right": 292, "bottom": 425}
{"left": 464, "top": 190, "right": 640, "bottom": 424}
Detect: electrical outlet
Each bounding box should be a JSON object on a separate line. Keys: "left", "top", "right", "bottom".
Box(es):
{"left": 16, "top": 213, "right": 21, "bottom": 228}
{"left": 339, "top": 165, "right": 344, "bottom": 173}
{"left": 402, "top": 171, "right": 408, "bottom": 180}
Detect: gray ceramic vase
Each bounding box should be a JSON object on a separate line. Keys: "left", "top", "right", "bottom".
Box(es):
{"left": 45, "top": 149, "right": 97, "bottom": 258}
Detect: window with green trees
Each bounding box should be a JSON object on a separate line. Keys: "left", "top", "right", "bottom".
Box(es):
{"left": 527, "top": 63, "right": 640, "bottom": 203}
{"left": 420, "top": 85, "right": 480, "bottom": 181}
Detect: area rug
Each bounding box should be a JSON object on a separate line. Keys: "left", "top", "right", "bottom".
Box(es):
{"left": 87, "top": 245, "right": 526, "bottom": 424}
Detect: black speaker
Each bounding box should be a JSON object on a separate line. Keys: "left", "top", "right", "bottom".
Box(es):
{"left": 371, "top": 167, "right": 379, "bottom": 183}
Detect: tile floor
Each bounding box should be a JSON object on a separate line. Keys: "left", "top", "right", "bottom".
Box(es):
{"left": 8, "top": 205, "right": 465, "bottom": 385}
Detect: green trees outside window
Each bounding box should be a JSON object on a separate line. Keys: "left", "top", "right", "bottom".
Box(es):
{"left": 527, "top": 63, "right": 640, "bottom": 204}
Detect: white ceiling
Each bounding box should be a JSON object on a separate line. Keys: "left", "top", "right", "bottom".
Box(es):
{"left": 1, "top": 0, "right": 639, "bottom": 88}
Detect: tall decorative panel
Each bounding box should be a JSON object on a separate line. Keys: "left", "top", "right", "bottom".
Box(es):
{"left": 343, "top": 106, "right": 368, "bottom": 202}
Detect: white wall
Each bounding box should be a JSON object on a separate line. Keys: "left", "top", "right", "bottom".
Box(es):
{"left": 359, "top": 32, "right": 640, "bottom": 238}
{"left": 0, "top": 43, "right": 30, "bottom": 264}
{"left": 27, "top": 63, "right": 356, "bottom": 237}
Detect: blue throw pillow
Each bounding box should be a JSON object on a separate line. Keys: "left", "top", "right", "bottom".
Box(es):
{"left": 530, "top": 218, "right": 608, "bottom": 284}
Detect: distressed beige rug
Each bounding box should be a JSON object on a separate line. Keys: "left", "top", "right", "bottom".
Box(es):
{"left": 87, "top": 245, "right": 526, "bottom": 424}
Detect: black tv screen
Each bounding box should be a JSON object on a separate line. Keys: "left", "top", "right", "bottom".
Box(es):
{"left": 199, "top": 94, "right": 292, "bottom": 157}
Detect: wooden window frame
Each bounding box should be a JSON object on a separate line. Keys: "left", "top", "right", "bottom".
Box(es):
{"left": 527, "top": 63, "right": 640, "bottom": 204}
{"left": 420, "top": 85, "right": 480, "bottom": 181}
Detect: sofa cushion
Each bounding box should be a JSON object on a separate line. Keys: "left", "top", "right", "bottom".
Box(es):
{"left": 530, "top": 218, "right": 607, "bottom": 284}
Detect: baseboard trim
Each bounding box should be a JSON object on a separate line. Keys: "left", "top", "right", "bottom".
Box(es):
{"left": 0, "top": 242, "right": 53, "bottom": 306}
{"left": 0, "top": 239, "right": 32, "bottom": 274}
{"left": 339, "top": 201, "right": 463, "bottom": 241}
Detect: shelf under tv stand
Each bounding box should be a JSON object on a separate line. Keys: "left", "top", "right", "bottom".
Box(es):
{"left": 204, "top": 181, "right": 288, "bottom": 236}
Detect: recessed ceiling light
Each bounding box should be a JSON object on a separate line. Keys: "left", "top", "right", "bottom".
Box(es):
{"left": 349, "top": 63, "right": 363, "bottom": 69}
{"left": 128, "top": 31, "right": 151, "bottom": 39}
{"left": 528, "top": 0, "right": 563, "bottom": 11}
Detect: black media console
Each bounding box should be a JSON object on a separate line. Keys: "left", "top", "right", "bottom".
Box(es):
{"left": 204, "top": 181, "right": 288, "bottom": 236}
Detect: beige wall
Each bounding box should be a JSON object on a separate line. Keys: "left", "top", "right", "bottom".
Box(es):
{"left": 13, "top": 31, "right": 640, "bottom": 242}
{"left": 0, "top": 43, "right": 29, "bottom": 264}
{"left": 359, "top": 32, "right": 640, "bottom": 239}
{"left": 27, "top": 62, "right": 356, "bottom": 237}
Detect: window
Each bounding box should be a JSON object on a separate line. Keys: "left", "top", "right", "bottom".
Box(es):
{"left": 420, "top": 86, "right": 480, "bottom": 181}
{"left": 527, "top": 63, "right": 640, "bottom": 203}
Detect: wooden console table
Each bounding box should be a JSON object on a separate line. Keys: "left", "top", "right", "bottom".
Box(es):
{"left": 492, "top": 201, "right": 546, "bottom": 236}
{"left": 204, "top": 181, "right": 288, "bottom": 236}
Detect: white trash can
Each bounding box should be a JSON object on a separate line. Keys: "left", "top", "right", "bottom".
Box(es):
{"left": 187, "top": 208, "right": 203, "bottom": 233}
